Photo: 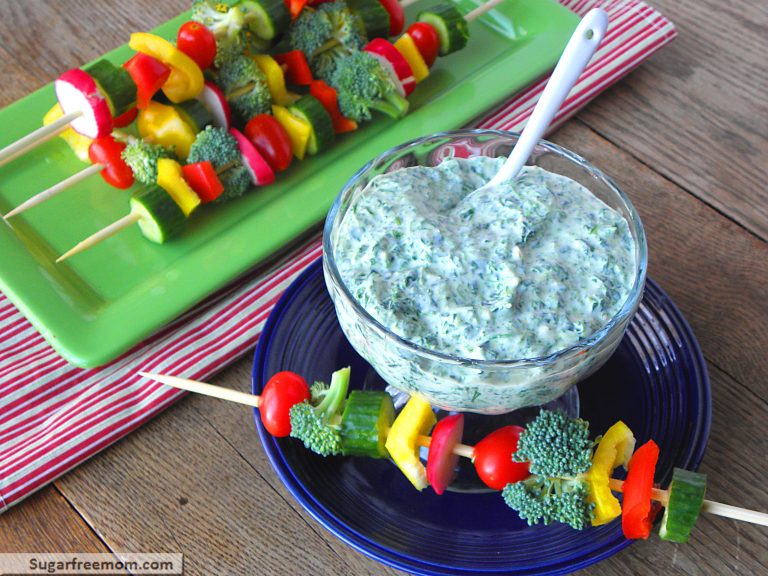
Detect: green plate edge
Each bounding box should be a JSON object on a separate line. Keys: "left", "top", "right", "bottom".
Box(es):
{"left": 0, "top": 0, "right": 578, "bottom": 368}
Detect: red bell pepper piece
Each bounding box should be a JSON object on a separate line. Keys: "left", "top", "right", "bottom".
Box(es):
{"left": 88, "top": 136, "right": 134, "bottom": 190}
{"left": 285, "top": 0, "right": 309, "bottom": 19}
{"left": 621, "top": 439, "right": 660, "bottom": 539}
{"left": 309, "top": 80, "right": 358, "bottom": 134}
{"left": 181, "top": 161, "right": 224, "bottom": 203}
{"left": 113, "top": 107, "right": 138, "bottom": 128}
{"left": 122, "top": 53, "right": 172, "bottom": 109}
{"left": 274, "top": 51, "right": 313, "bottom": 86}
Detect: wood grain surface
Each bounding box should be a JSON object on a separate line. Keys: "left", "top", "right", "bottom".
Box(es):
{"left": 1, "top": 1, "right": 766, "bottom": 575}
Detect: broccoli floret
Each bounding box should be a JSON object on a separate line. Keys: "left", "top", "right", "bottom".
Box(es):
{"left": 191, "top": 0, "right": 247, "bottom": 67}
{"left": 216, "top": 55, "right": 272, "bottom": 124}
{"left": 501, "top": 410, "right": 597, "bottom": 530}
{"left": 289, "top": 366, "right": 351, "bottom": 456}
{"left": 327, "top": 51, "right": 409, "bottom": 122}
{"left": 290, "top": 3, "right": 365, "bottom": 80}
{"left": 513, "top": 409, "right": 594, "bottom": 477}
{"left": 318, "top": 1, "right": 365, "bottom": 52}
{"left": 289, "top": 8, "right": 334, "bottom": 59}
{"left": 187, "top": 126, "right": 251, "bottom": 201}
{"left": 120, "top": 139, "right": 174, "bottom": 185}
{"left": 502, "top": 476, "right": 595, "bottom": 530}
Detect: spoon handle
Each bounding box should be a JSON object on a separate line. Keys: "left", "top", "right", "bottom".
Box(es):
{"left": 487, "top": 9, "right": 609, "bottom": 187}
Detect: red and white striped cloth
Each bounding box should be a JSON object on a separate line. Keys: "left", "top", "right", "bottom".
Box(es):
{"left": 0, "top": 0, "right": 676, "bottom": 513}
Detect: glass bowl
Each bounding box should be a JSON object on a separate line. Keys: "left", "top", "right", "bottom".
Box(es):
{"left": 322, "top": 130, "right": 647, "bottom": 414}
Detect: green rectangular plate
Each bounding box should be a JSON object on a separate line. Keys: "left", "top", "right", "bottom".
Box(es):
{"left": 0, "top": 0, "right": 578, "bottom": 367}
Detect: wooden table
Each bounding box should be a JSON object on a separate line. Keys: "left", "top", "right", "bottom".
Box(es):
{"left": 1, "top": 1, "right": 766, "bottom": 574}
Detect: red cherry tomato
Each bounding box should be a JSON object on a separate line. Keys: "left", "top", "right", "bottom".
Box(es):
{"left": 259, "top": 371, "right": 310, "bottom": 437}
{"left": 472, "top": 425, "right": 530, "bottom": 490}
{"left": 406, "top": 22, "right": 440, "bottom": 68}
{"left": 88, "top": 136, "right": 134, "bottom": 190}
{"left": 379, "top": 0, "right": 405, "bottom": 36}
{"left": 176, "top": 21, "right": 217, "bottom": 70}
{"left": 244, "top": 114, "right": 294, "bottom": 172}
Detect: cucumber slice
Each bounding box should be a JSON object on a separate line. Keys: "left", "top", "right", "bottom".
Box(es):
{"left": 239, "top": 0, "right": 290, "bottom": 41}
{"left": 340, "top": 391, "right": 395, "bottom": 458}
{"left": 84, "top": 59, "right": 137, "bottom": 117}
{"left": 288, "top": 95, "right": 334, "bottom": 155}
{"left": 658, "top": 468, "right": 707, "bottom": 543}
{"left": 129, "top": 186, "right": 187, "bottom": 244}
{"left": 176, "top": 99, "right": 214, "bottom": 133}
{"left": 417, "top": 4, "right": 469, "bottom": 56}
{"left": 348, "top": 0, "right": 390, "bottom": 40}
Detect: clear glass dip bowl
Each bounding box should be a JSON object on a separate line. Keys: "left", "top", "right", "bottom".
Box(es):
{"left": 323, "top": 130, "right": 647, "bottom": 414}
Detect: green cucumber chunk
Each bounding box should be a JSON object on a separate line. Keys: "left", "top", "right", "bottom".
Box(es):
{"left": 130, "top": 186, "right": 187, "bottom": 244}
{"left": 288, "top": 94, "right": 334, "bottom": 155}
{"left": 176, "top": 100, "right": 214, "bottom": 133}
{"left": 348, "top": 0, "right": 390, "bottom": 39}
{"left": 340, "top": 391, "right": 395, "bottom": 458}
{"left": 417, "top": 4, "right": 469, "bottom": 56}
{"left": 85, "top": 59, "right": 137, "bottom": 117}
{"left": 658, "top": 468, "right": 707, "bottom": 543}
{"left": 238, "top": 0, "right": 290, "bottom": 41}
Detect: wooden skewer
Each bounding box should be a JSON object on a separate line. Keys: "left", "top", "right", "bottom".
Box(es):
{"left": 464, "top": 0, "right": 505, "bottom": 22}
{"left": 4, "top": 163, "right": 102, "bottom": 219}
{"left": 56, "top": 212, "right": 140, "bottom": 263}
{"left": 0, "top": 110, "right": 82, "bottom": 169}
{"left": 608, "top": 479, "right": 768, "bottom": 526}
{"left": 138, "top": 372, "right": 768, "bottom": 527}
{"left": 138, "top": 372, "right": 262, "bottom": 407}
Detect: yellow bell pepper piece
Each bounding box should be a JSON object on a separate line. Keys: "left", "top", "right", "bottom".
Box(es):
{"left": 137, "top": 102, "right": 197, "bottom": 160}
{"left": 272, "top": 105, "right": 311, "bottom": 160}
{"left": 251, "top": 54, "right": 293, "bottom": 106}
{"left": 129, "top": 32, "right": 204, "bottom": 103}
{"left": 394, "top": 34, "right": 430, "bottom": 83}
{"left": 43, "top": 103, "right": 92, "bottom": 163}
{"left": 385, "top": 396, "right": 436, "bottom": 490}
{"left": 156, "top": 158, "right": 201, "bottom": 217}
{"left": 586, "top": 420, "right": 636, "bottom": 526}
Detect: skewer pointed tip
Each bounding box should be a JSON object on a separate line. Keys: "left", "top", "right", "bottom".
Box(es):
{"left": 56, "top": 211, "right": 141, "bottom": 263}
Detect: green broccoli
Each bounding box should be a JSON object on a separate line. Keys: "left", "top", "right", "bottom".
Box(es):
{"left": 513, "top": 409, "right": 594, "bottom": 477}
{"left": 191, "top": 0, "right": 247, "bottom": 67}
{"left": 120, "top": 139, "right": 174, "bottom": 185}
{"left": 288, "top": 7, "right": 334, "bottom": 59}
{"left": 289, "top": 366, "right": 351, "bottom": 456}
{"left": 502, "top": 410, "right": 596, "bottom": 530}
{"left": 327, "top": 51, "right": 409, "bottom": 122}
{"left": 187, "top": 126, "right": 251, "bottom": 202}
{"left": 216, "top": 55, "right": 272, "bottom": 124}
{"left": 289, "top": 2, "right": 365, "bottom": 77}
{"left": 502, "top": 476, "right": 594, "bottom": 530}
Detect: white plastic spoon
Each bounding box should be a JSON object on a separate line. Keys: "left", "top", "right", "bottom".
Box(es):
{"left": 478, "top": 8, "right": 609, "bottom": 192}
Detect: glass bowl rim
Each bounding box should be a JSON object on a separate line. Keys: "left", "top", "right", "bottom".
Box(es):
{"left": 322, "top": 128, "right": 648, "bottom": 370}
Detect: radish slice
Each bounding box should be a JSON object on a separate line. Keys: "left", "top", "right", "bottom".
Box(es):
{"left": 426, "top": 413, "right": 465, "bottom": 495}
{"left": 229, "top": 128, "right": 275, "bottom": 186}
{"left": 364, "top": 39, "right": 415, "bottom": 97}
{"left": 197, "top": 81, "right": 232, "bottom": 130}
{"left": 55, "top": 68, "right": 113, "bottom": 138}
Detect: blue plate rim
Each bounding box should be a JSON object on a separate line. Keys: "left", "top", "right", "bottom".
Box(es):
{"left": 251, "top": 257, "right": 711, "bottom": 575}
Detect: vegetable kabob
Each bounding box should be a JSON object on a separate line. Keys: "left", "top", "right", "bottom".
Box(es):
{"left": 140, "top": 368, "right": 768, "bottom": 543}
{"left": 53, "top": 0, "right": 497, "bottom": 259}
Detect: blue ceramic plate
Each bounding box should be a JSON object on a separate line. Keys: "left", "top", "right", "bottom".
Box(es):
{"left": 252, "top": 259, "right": 711, "bottom": 575}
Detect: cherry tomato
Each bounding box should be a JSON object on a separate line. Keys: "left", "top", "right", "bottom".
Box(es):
{"left": 176, "top": 21, "right": 217, "bottom": 70}
{"left": 244, "top": 114, "right": 294, "bottom": 172}
{"left": 88, "top": 136, "right": 134, "bottom": 190}
{"left": 406, "top": 22, "right": 440, "bottom": 68}
{"left": 379, "top": 0, "right": 405, "bottom": 36}
{"left": 472, "top": 425, "right": 530, "bottom": 490}
{"left": 259, "top": 371, "right": 310, "bottom": 437}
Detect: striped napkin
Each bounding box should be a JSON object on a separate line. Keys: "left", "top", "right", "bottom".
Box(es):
{"left": 0, "top": 0, "right": 676, "bottom": 513}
